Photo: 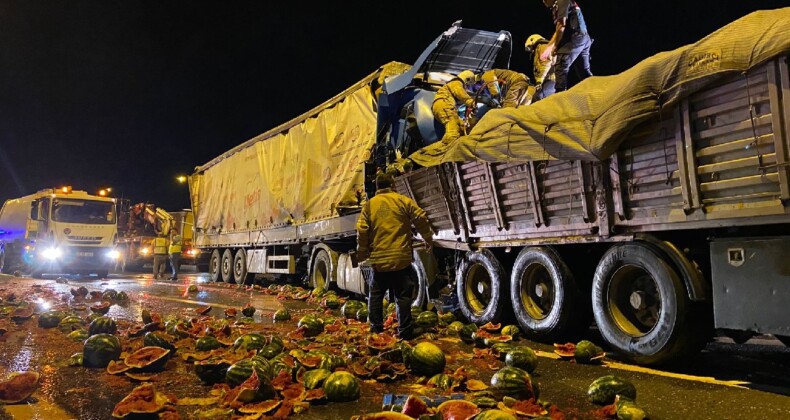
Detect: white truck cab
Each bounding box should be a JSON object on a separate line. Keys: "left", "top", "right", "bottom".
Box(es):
{"left": 0, "top": 187, "right": 119, "bottom": 277}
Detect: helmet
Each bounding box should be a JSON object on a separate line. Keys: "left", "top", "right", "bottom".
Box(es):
{"left": 525, "top": 34, "right": 547, "bottom": 53}
{"left": 457, "top": 70, "right": 476, "bottom": 85}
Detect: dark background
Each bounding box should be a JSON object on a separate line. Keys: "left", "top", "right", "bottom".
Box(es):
{"left": 1, "top": 1, "right": 788, "bottom": 210}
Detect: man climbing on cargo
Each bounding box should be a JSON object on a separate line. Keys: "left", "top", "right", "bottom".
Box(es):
{"left": 168, "top": 228, "right": 182, "bottom": 281}
{"left": 525, "top": 33, "right": 556, "bottom": 100}
{"left": 478, "top": 68, "right": 532, "bottom": 107}
{"left": 431, "top": 70, "right": 477, "bottom": 144}
{"left": 152, "top": 233, "right": 168, "bottom": 280}
{"left": 540, "top": 0, "right": 593, "bottom": 93}
{"left": 356, "top": 172, "right": 434, "bottom": 340}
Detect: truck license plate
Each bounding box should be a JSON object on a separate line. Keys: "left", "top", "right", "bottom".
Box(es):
{"left": 78, "top": 252, "right": 93, "bottom": 257}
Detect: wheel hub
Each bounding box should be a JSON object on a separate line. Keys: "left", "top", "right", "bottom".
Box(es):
{"left": 534, "top": 283, "right": 548, "bottom": 299}
{"left": 629, "top": 291, "right": 646, "bottom": 310}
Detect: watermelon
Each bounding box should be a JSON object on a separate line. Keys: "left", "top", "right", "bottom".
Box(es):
{"left": 302, "top": 368, "right": 332, "bottom": 390}
{"left": 459, "top": 323, "right": 479, "bottom": 344}
{"left": 473, "top": 409, "right": 518, "bottom": 420}
{"left": 587, "top": 375, "right": 636, "bottom": 405}
{"left": 58, "top": 316, "right": 85, "bottom": 332}
{"left": 85, "top": 313, "right": 103, "bottom": 323}
{"left": 101, "top": 290, "right": 118, "bottom": 301}
{"left": 575, "top": 340, "right": 605, "bottom": 364}
{"left": 0, "top": 371, "right": 40, "bottom": 404}
{"left": 297, "top": 314, "right": 324, "bottom": 337}
{"left": 124, "top": 346, "right": 170, "bottom": 371}
{"left": 242, "top": 303, "right": 256, "bottom": 317}
{"left": 415, "top": 311, "right": 439, "bottom": 328}
{"left": 438, "top": 312, "right": 456, "bottom": 324}
{"left": 490, "top": 366, "right": 539, "bottom": 400}
{"left": 67, "top": 352, "right": 84, "bottom": 367}
{"left": 408, "top": 342, "right": 446, "bottom": 376}
{"left": 356, "top": 307, "right": 369, "bottom": 322}
{"left": 273, "top": 308, "right": 291, "bottom": 322}
{"left": 144, "top": 332, "right": 176, "bottom": 352}
{"left": 83, "top": 333, "right": 122, "bottom": 368}
{"left": 195, "top": 336, "right": 223, "bottom": 352}
{"left": 115, "top": 291, "right": 129, "bottom": 302}
{"left": 226, "top": 357, "right": 271, "bottom": 387}
{"left": 67, "top": 329, "right": 89, "bottom": 341}
{"left": 427, "top": 373, "right": 454, "bottom": 391}
{"left": 322, "top": 371, "right": 360, "bottom": 402}
{"left": 88, "top": 316, "right": 117, "bottom": 336}
{"left": 341, "top": 300, "right": 364, "bottom": 319}
{"left": 501, "top": 325, "right": 521, "bottom": 338}
{"left": 505, "top": 348, "right": 538, "bottom": 373}
{"left": 38, "top": 311, "right": 65, "bottom": 328}
{"left": 194, "top": 359, "right": 230, "bottom": 384}
{"left": 615, "top": 395, "right": 647, "bottom": 420}
{"left": 446, "top": 321, "right": 464, "bottom": 336}
{"left": 437, "top": 400, "right": 481, "bottom": 420}
{"left": 322, "top": 295, "right": 340, "bottom": 309}
{"left": 233, "top": 334, "right": 267, "bottom": 352}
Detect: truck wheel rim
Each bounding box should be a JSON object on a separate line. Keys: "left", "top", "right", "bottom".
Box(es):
{"left": 607, "top": 265, "right": 661, "bottom": 337}
{"left": 518, "top": 263, "right": 553, "bottom": 321}
{"left": 313, "top": 259, "right": 328, "bottom": 290}
{"left": 464, "top": 264, "right": 491, "bottom": 316}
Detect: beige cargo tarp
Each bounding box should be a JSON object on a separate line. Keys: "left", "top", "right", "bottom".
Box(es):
{"left": 190, "top": 62, "right": 410, "bottom": 232}
{"left": 410, "top": 8, "right": 790, "bottom": 166}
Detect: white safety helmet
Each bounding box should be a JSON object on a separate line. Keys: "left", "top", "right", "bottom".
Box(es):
{"left": 457, "top": 70, "right": 476, "bottom": 86}
{"left": 525, "top": 34, "right": 547, "bottom": 53}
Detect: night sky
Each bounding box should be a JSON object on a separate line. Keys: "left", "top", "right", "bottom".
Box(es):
{"left": 1, "top": 1, "right": 788, "bottom": 210}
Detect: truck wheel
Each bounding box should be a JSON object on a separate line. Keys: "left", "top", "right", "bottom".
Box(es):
{"left": 221, "top": 249, "right": 234, "bottom": 283}
{"left": 209, "top": 249, "right": 222, "bottom": 282}
{"left": 592, "top": 243, "right": 697, "bottom": 366}
{"left": 310, "top": 249, "right": 333, "bottom": 290}
{"left": 409, "top": 250, "right": 429, "bottom": 309}
{"left": 510, "top": 246, "right": 586, "bottom": 341}
{"left": 0, "top": 250, "right": 10, "bottom": 274}
{"left": 456, "top": 249, "right": 508, "bottom": 325}
{"left": 233, "top": 249, "right": 254, "bottom": 284}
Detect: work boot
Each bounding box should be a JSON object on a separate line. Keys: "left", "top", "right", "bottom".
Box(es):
{"left": 397, "top": 327, "right": 425, "bottom": 341}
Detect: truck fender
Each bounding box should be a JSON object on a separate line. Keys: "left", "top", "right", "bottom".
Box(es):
{"left": 308, "top": 244, "right": 339, "bottom": 288}
{"left": 635, "top": 234, "right": 709, "bottom": 301}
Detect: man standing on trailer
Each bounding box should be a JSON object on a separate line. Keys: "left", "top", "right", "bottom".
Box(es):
{"left": 540, "top": 0, "right": 593, "bottom": 93}
{"left": 356, "top": 172, "right": 434, "bottom": 340}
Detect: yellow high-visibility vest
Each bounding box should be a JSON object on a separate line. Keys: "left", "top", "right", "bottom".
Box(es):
{"left": 153, "top": 237, "right": 168, "bottom": 255}
{"left": 169, "top": 235, "right": 182, "bottom": 254}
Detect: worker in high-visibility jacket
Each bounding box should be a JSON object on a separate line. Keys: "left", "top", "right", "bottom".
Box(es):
{"left": 152, "top": 233, "right": 169, "bottom": 280}
{"left": 168, "top": 229, "right": 182, "bottom": 281}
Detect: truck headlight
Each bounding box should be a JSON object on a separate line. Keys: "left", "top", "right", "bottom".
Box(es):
{"left": 140, "top": 247, "right": 150, "bottom": 255}
{"left": 42, "top": 247, "right": 62, "bottom": 260}
{"left": 106, "top": 250, "right": 120, "bottom": 260}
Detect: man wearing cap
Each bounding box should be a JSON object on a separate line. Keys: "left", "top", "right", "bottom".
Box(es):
{"left": 356, "top": 172, "right": 434, "bottom": 340}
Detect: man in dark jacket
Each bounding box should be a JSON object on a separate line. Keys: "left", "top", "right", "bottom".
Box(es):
{"left": 356, "top": 172, "right": 434, "bottom": 339}
{"left": 540, "top": 0, "right": 593, "bottom": 93}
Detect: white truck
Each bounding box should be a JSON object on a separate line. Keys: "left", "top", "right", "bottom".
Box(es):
{"left": 0, "top": 187, "right": 119, "bottom": 277}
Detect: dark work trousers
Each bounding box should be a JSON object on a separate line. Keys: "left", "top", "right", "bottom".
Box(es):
{"left": 169, "top": 253, "right": 181, "bottom": 280}
{"left": 368, "top": 267, "right": 414, "bottom": 335}
{"left": 153, "top": 255, "right": 168, "bottom": 279}
{"left": 534, "top": 79, "right": 556, "bottom": 101}
{"left": 555, "top": 35, "right": 593, "bottom": 92}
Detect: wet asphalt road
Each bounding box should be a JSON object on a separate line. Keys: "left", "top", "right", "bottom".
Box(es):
{"left": 0, "top": 269, "right": 789, "bottom": 419}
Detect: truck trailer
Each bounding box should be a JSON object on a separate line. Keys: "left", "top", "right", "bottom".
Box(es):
{"left": 0, "top": 187, "right": 119, "bottom": 277}
{"left": 190, "top": 10, "right": 790, "bottom": 365}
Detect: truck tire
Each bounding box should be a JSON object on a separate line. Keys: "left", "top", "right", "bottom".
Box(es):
{"left": 221, "top": 249, "right": 234, "bottom": 283}
{"left": 510, "top": 246, "right": 587, "bottom": 341}
{"left": 409, "top": 250, "right": 429, "bottom": 309}
{"left": 209, "top": 249, "right": 222, "bottom": 282}
{"left": 456, "top": 249, "right": 508, "bottom": 325}
{"left": 233, "top": 249, "right": 254, "bottom": 284}
{"left": 310, "top": 249, "right": 333, "bottom": 290}
{"left": 592, "top": 242, "right": 698, "bottom": 366}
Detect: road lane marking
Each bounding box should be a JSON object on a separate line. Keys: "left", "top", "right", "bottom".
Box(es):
{"left": 142, "top": 292, "right": 283, "bottom": 312}
{"left": 535, "top": 350, "right": 749, "bottom": 388}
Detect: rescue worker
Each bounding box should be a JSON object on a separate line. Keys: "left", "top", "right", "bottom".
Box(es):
{"left": 431, "top": 70, "right": 476, "bottom": 144}
{"left": 478, "top": 68, "right": 531, "bottom": 108}
{"left": 525, "top": 34, "right": 556, "bottom": 100}
{"left": 356, "top": 172, "right": 434, "bottom": 340}
{"left": 152, "top": 232, "right": 168, "bottom": 280}
{"left": 168, "top": 228, "right": 182, "bottom": 281}
{"left": 540, "top": 0, "right": 593, "bottom": 93}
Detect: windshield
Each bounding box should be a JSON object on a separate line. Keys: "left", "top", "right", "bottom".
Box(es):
{"left": 51, "top": 199, "right": 116, "bottom": 224}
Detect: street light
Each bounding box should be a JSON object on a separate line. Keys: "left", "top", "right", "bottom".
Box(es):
{"left": 176, "top": 175, "right": 187, "bottom": 184}
{"left": 98, "top": 187, "right": 113, "bottom": 197}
